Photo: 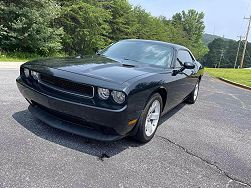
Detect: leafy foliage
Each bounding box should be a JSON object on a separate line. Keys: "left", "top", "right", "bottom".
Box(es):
{"left": 133, "top": 7, "right": 169, "bottom": 42}
{"left": 172, "top": 10, "right": 205, "bottom": 43}
{"left": 203, "top": 38, "right": 251, "bottom": 68}
{"left": 56, "top": 1, "right": 111, "bottom": 55}
{"left": 0, "top": 0, "right": 208, "bottom": 60}
{"left": 0, "top": 0, "right": 63, "bottom": 56}
{"left": 171, "top": 10, "right": 208, "bottom": 60}
{"left": 202, "top": 33, "right": 225, "bottom": 46}
{"left": 101, "top": 0, "right": 137, "bottom": 42}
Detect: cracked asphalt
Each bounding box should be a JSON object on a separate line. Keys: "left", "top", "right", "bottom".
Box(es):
{"left": 0, "top": 67, "right": 251, "bottom": 188}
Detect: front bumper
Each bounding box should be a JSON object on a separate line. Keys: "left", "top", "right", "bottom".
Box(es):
{"left": 16, "top": 78, "right": 138, "bottom": 141}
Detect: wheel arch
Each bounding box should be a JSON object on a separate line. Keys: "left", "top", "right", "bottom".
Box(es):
{"left": 152, "top": 87, "right": 167, "bottom": 112}
{"left": 129, "top": 86, "right": 168, "bottom": 137}
{"left": 198, "top": 75, "right": 202, "bottom": 82}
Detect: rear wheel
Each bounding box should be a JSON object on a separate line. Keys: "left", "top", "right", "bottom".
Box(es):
{"left": 186, "top": 81, "right": 200, "bottom": 104}
{"left": 134, "top": 93, "right": 162, "bottom": 143}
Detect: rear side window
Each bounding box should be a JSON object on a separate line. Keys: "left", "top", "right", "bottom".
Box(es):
{"left": 175, "top": 50, "right": 194, "bottom": 68}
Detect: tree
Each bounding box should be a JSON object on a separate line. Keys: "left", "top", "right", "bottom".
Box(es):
{"left": 203, "top": 38, "right": 225, "bottom": 67}
{"left": 1, "top": 1, "right": 209, "bottom": 60}
{"left": 132, "top": 6, "right": 153, "bottom": 40}
{"left": 171, "top": 9, "right": 208, "bottom": 60}
{"left": 172, "top": 9, "right": 205, "bottom": 43}
{"left": 101, "top": 0, "right": 137, "bottom": 42}
{"left": 0, "top": 0, "right": 63, "bottom": 56}
{"left": 203, "top": 38, "right": 251, "bottom": 68}
{"left": 57, "top": 1, "right": 111, "bottom": 55}
{"left": 133, "top": 7, "right": 185, "bottom": 44}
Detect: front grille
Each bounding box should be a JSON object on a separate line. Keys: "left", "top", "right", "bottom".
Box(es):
{"left": 39, "top": 74, "right": 94, "bottom": 98}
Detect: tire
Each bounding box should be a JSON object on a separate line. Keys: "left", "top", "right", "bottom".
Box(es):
{"left": 185, "top": 81, "right": 200, "bottom": 104}
{"left": 134, "top": 93, "right": 163, "bottom": 143}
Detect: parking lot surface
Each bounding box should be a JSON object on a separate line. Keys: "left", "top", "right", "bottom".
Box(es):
{"left": 0, "top": 68, "right": 250, "bottom": 188}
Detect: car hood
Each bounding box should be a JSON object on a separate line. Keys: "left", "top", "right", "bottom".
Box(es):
{"left": 27, "top": 55, "right": 163, "bottom": 84}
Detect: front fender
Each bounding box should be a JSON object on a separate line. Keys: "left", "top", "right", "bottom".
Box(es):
{"left": 125, "top": 73, "right": 171, "bottom": 116}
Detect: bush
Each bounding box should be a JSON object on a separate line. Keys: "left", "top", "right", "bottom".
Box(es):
{"left": 0, "top": 0, "right": 63, "bottom": 56}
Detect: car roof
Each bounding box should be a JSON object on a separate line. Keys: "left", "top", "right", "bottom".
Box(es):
{"left": 121, "top": 39, "right": 189, "bottom": 51}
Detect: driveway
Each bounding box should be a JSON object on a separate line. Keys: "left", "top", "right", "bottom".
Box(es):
{"left": 0, "top": 67, "right": 250, "bottom": 187}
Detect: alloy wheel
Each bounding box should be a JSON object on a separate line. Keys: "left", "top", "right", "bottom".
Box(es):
{"left": 145, "top": 100, "right": 161, "bottom": 137}
{"left": 194, "top": 83, "right": 199, "bottom": 101}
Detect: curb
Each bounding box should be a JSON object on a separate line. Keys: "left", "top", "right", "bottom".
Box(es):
{"left": 218, "top": 77, "right": 251, "bottom": 91}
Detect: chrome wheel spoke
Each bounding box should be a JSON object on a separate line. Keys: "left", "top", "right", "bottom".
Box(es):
{"left": 150, "top": 113, "right": 159, "bottom": 120}
{"left": 194, "top": 83, "right": 199, "bottom": 100}
{"left": 145, "top": 99, "right": 161, "bottom": 137}
{"left": 149, "top": 102, "right": 156, "bottom": 113}
{"left": 145, "top": 122, "right": 153, "bottom": 135}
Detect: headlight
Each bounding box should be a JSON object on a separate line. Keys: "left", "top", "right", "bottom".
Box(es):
{"left": 23, "top": 68, "right": 30, "bottom": 78}
{"left": 31, "top": 71, "right": 39, "bottom": 80}
{"left": 98, "top": 88, "right": 110, "bottom": 100}
{"left": 111, "top": 91, "right": 126, "bottom": 104}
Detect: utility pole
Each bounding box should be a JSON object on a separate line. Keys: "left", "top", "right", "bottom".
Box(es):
{"left": 218, "top": 35, "right": 225, "bottom": 68}
{"left": 234, "top": 36, "right": 243, "bottom": 69}
{"left": 218, "top": 49, "right": 224, "bottom": 68}
{"left": 240, "top": 16, "right": 251, "bottom": 68}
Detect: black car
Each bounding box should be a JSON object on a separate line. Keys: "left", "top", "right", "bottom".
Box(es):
{"left": 16, "top": 39, "right": 204, "bottom": 143}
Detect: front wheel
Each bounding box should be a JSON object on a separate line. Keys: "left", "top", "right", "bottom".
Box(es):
{"left": 185, "top": 81, "right": 200, "bottom": 104}
{"left": 134, "top": 93, "right": 163, "bottom": 143}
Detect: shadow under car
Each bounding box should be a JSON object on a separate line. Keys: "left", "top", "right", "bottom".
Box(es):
{"left": 12, "top": 102, "right": 186, "bottom": 158}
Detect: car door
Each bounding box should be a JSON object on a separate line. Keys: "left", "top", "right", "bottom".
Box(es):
{"left": 166, "top": 49, "right": 196, "bottom": 109}
{"left": 178, "top": 50, "right": 197, "bottom": 93}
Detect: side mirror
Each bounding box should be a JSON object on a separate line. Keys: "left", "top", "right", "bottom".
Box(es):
{"left": 184, "top": 62, "right": 195, "bottom": 69}
{"left": 172, "top": 62, "right": 195, "bottom": 76}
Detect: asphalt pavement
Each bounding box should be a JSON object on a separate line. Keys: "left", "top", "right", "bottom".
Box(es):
{"left": 0, "top": 67, "right": 250, "bottom": 188}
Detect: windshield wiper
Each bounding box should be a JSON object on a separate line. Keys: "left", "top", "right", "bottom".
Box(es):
{"left": 123, "top": 57, "right": 142, "bottom": 63}
{"left": 121, "top": 63, "right": 135, "bottom": 68}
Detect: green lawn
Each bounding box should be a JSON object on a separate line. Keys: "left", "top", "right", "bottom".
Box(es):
{"left": 0, "top": 52, "right": 66, "bottom": 62}
{"left": 0, "top": 52, "right": 48, "bottom": 62}
{"left": 0, "top": 57, "right": 29, "bottom": 62}
{"left": 205, "top": 68, "right": 251, "bottom": 87}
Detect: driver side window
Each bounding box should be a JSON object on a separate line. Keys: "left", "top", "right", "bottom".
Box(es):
{"left": 176, "top": 50, "right": 194, "bottom": 68}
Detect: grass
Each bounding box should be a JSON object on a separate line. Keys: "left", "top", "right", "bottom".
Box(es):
{"left": 0, "top": 57, "right": 29, "bottom": 62}
{"left": 0, "top": 52, "right": 66, "bottom": 62}
{"left": 205, "top": 68, "right": 251, "bottom": 87}
{"left": 0, "top": 52, "right": 43, "bottom": 62}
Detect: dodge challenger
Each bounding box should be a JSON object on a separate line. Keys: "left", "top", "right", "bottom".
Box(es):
{"left": 16, "top": 39, "right": 204, "bottom": 143}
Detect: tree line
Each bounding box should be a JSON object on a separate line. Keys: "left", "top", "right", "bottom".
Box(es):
{"left": 203, "top": 38, "right": 251, "bottom": 68}
{"left": 0, "top": 0, "right": 208, "bottom": 60}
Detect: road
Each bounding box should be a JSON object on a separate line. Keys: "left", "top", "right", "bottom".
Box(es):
{"left": 0, "top": 67, "right": 250, "bottom": 188}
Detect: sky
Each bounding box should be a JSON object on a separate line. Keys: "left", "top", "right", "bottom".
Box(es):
{"left": 128, "top": 0, "right": 251, "bottom": 41}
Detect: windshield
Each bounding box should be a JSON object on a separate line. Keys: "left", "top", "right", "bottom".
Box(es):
{"left": 101, "top": 40, "right": 174, "bottom": 68}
